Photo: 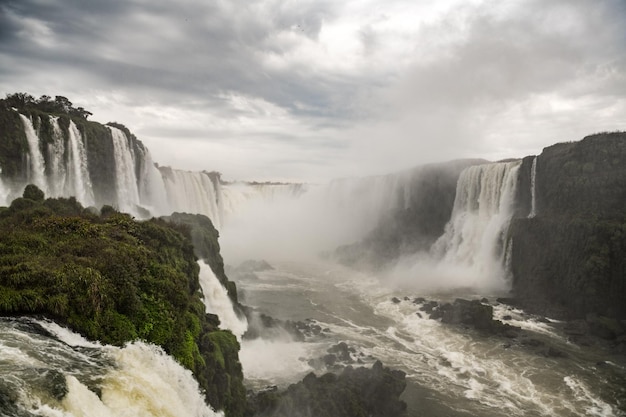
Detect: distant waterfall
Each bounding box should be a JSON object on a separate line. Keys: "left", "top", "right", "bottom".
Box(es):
{"left": 528, "top": 156, "right": 538, "bottom": 218}
{"left": 18, "top": 114, "right": 47, "bottom": 193}
{"left": 198, "top": 262, "right": 248, "bottom": 339}
{"left": 160, "top": 168, "right": 223, "bottom": 228}
{"left": 109, "top": 126, "right": 141, "bottom": 213}
{"left": 430, "top": 160, "right": 521, "bottom": 288}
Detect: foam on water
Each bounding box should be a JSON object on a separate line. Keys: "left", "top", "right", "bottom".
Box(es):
{"left": 239, "top": 338, "right": 315, "bottom": 387}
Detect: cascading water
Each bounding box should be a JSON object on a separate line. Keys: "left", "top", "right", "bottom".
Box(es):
{"left": 66, "top": 120, "right": 95, "bottom": 207}
{"left": 388, "top": 161, "right": 521, "bottom": 291}
{"left": 528, "top": 156, "right": 538, "bottom": 218}
{"left": 18, "top": 114, "right": 47, "bottom": 194}
{"left": 0, "top": 317, "right": 224, "bottom": 417}
{"left": 432, "top": 160, "right": 521, "bottom": 288}
{"left": 135, "top": 146, "right": 169, "bottom": 216}
{"left": 47, "top": 116, "right": 67, "bottom": 198}
{"left": 197, "top": 262, "right": 248, "bottom": 339}
{"left": 160, "top": 168, "right": 223, "bottom": 228}
{"left": 109, "top": 126, "right": 141, "bottom": 214}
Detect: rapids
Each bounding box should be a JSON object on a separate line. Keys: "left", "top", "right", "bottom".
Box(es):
{"left": 0, "top": 317, "right": 224, "bottom": 417}
{"left": 237, "top": 260, "right": 626, "bottom": 417}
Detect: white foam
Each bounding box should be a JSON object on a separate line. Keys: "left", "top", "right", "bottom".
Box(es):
{"left": 198, "top": 262, "right": 248, "bottom": 339}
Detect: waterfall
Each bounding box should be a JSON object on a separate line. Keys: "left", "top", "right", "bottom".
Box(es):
{"left": 18, "top": 114, "right": 47, "bottom": 194}
{"left": 0, "top": 173, "right": 8, "bottom": 206}
{"left": 109, "top": 126, "right": 141, "bottom": 214}
{"left": 160, "top": 168, "right": 223, "bottom": 228}
{"left": 66, "top": 120, "right": 95, "bottom": 207}
{"left": 197, "top": 262, "right": 248, "bottom": 340}
{"left": 431, "top": 160, "right": 521, "bottom": 288}
{"left": 528, "top": 156, "right": 538, "bottom": 218}
{"left": 135, "top": 146, "right": 169, "bottom": 216}
{"left": 0, "top": 317, "right": 223, "bottom": 417}
{"left": 47, "top": 116, "right": 67, "bottom": 197}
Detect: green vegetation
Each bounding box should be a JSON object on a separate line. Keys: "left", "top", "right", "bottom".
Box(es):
{"left": 0, "top": 186, "right": 246, "bottom": 416}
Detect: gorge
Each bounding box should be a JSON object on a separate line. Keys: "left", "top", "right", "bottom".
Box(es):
{"left": 0, "top": 96, "right": 625, "bottom": 416}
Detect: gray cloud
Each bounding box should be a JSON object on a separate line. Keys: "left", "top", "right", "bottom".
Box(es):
{"left": 1, "top": 0, "right": 625, "bottom": 181}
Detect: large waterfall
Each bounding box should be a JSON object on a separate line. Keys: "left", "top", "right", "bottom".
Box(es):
{"left": 389, "top": 161, "right": 521, "bottom": 291}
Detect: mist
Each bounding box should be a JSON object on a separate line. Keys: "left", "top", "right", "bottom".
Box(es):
{"left": 219, "top": 158, "right": 520, "bottom": 295}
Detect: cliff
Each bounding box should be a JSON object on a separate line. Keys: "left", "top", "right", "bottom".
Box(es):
{"left": 334, "top": 159, "right": 486, "bottom": 269}
{"left": 509, "top": 132, "right": 626, "bottom": 320}
{"left": 0, "top": 186, "right": 246, "bottom": 416}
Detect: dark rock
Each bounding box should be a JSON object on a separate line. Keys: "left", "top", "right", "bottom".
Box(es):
{"left": 391, "top": 297, "right": 401, "bottom": 304}
{"left": 586, "top": 314, "right": 625, "bottom": 340}
{"left": 502, "top": 315, "right": 513, "bottom": 321}
{"left": 542, "top": 346, "right": 568, "bottom": 358}
{"left": 413, "top": 297, "right": 426, "bottom": 304}
{"left": 249, "top": 361, "right": 407, "bottom": 417}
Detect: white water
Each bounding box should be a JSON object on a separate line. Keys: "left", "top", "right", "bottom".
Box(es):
{"left": 47, "top": 116, "right": 67, "bottom": 198}
{"left": 109, "top": 126, "right": 141, "bottom": 214}
{"left": 66, "top": 121, "right": 95, "bottom": 207}
{"left": 19, "top": 114, "right": 48, "bottom": 194}
{"left": 0, "top": 318, "right": 223, "bottom": 417}
{"left": 160, "top": 168, "right": 223, "bottom": 227}
{"left": 198, "top": 262, "right": 248, "bottom": 339}
{"left": 136, "top": 146, "right": 169, "bottom": 216}
{"left": 529, "top": 156, "right": 538, "bottom": 218}
{"left": 236, "top": 260, "right": 625, "bottom": 417}
{"left": 388, "top": 161, "right": 521, "bottom": 292}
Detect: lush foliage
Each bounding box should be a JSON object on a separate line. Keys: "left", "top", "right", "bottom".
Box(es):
{"left": 2, "top": 93, "right": 92, "bottom": 119}
{"left": 0, "top": 188, "right": 246, "bottom": 416}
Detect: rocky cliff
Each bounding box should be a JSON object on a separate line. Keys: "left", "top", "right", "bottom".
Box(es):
{"left": 509, "top": 132, "right": 626, "bottom": 320}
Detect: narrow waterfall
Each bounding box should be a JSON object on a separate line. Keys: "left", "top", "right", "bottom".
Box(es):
{"left": 47, "top": 116, "right": 67, "bottom": 197}
{"left": 66, "top": 120, "right": 95, "bottom": 207}
{"left": 109, "top": 126, "right": 141, "bottom": 214}
{"left": 528, "top": 156, "right": 538, "bottom": 218}
{"left": 135, "top": 145, "right": 169, "bottom": 216}
{"left": 18, "top": 114, "right": 47, "bottom": 193}
{"left": 197, "top": 262, "right": 248, "bottom": 339}
{"left": 429, "top": 160, "right": 521, "bottom": 289}
{"left": 160, "top": 168, "right": 223, "bottom": 228}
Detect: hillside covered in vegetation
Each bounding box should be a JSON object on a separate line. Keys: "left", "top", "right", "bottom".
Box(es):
{"left": 0, "top": 185, "right": 246, "bottom": 416}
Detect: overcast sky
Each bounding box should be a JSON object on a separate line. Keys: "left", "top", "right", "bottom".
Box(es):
{"left": 1, "top": 0, "right": 625, "bottom": 182}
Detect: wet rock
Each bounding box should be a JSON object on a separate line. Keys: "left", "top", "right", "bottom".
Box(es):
{"left": 502, "top": 315, "right": 513, "bottom": 321}
{"left": 432, "top": 299, "right": 521, "bottom": 336}
{"left": 542, "top": 346, "right": 568, "bottom": 358}
{"left": 413, "top": 297, "right": 426, "bottom": 304}
{"left": 391, "top": 297, "right": 402, "bottom": 304}
{"left": 586, "top": 314, "right": 625, "bottom": 340}
{"left": 249, "top": 361, "right": 407, "bottom": 417}
{"left": 420, "top": 301, "right": 439, "bottom": 313}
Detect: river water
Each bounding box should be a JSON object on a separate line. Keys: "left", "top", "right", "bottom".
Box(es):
{"left": 237, "top": 259, "right": 626, "bottom": 417}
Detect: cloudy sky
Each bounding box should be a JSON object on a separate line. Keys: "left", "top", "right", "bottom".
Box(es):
{"left": 1, "top": 0, "right": 625, "bottom": 182}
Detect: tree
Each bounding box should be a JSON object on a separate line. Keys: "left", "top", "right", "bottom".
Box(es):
{"left": 23, "top": 184, "right": 45, "bottom": 202}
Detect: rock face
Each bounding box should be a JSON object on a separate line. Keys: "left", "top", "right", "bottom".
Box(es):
{"left": 247, "top": 361, "right": 407, "bottom": 417}
{"left": 509, "top": 132, "right": 626, "bottom": 320}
